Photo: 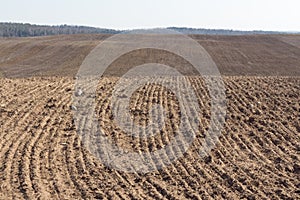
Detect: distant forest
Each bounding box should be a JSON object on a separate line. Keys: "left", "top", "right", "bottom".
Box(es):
{"left": 0, "top": 22, "right": 290, "bottom": 37}
{"left": 168, "top": 27, "right": 286, "bottom": 35}
{"left": 0, "top": 22, "right": 120, "bottom": 37}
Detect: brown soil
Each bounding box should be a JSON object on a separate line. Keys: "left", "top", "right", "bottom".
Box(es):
{"left": 0, "top": 34, "right": 300, "bottom": 77}
{"left": 0, "top": 76, "right": 299, "bottom": 199}
{"left": 0, "top": 34, "right": 299, "bottom": 199}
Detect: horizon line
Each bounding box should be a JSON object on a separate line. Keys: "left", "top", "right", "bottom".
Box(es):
{"left": 1, "top": 21, "right": 300, "bottom": 33}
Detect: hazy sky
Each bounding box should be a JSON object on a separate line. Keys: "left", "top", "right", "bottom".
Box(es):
{"left": 1, "top": 0, "right": 300, "bottom": 31}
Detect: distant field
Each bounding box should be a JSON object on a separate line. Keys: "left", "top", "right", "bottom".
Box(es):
{"left": 0, "top": 34, "right": 300, "bottom": 77}
{"left": 0, "top": 34, "right": 299, "bottom": 199}
{"left": 279, "top": 35, "right": 300, "bottom": 49}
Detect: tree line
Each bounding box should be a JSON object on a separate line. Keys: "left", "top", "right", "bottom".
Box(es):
{"left": 167, "top": 27, "right": 284, "bottom": 35}
{"left": 0, "top": 22, "right": 120, "bottom": 37}
{"left": 0, "top": 22, "right": 289, "bottom": 37}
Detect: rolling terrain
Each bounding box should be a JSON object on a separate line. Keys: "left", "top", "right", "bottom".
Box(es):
{"left": 0, "top": 34, "right": 300, "bottom": 77}
{"left": 0, "top": 34, "right": 299, "bottom": 199}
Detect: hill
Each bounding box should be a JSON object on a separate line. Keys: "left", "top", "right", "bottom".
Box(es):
{"left": 0, "top": 34, "right": 300, "bottom": 77}
{"left": 0, "top": 32, "right": 299, "bottom": 199}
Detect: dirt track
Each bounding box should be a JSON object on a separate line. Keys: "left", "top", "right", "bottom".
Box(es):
{"left": 0, "top": 76, "right": 299, "bottom": 199}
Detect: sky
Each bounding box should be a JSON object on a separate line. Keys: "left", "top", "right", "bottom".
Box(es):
{"left": 1, "top": 0, "right": 300, "bottom": 31}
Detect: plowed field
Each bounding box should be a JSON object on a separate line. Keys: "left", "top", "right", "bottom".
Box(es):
{"left": 0, "top": 76, "right": 299, "bottom": 199}
{"left": 0, "top": 34, "right": 300, "bottom": 199}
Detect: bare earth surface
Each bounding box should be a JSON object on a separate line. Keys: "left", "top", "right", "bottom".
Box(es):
{"left": 0, "top": 35, "right": 300, "bottom": 199}
{"left": 0, "top": 34, "right": 300, "bottom": 77}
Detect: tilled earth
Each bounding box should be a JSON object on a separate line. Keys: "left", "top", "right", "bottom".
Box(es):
{"left": 0, "top": 76, "right": 299, "bottom": 199}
